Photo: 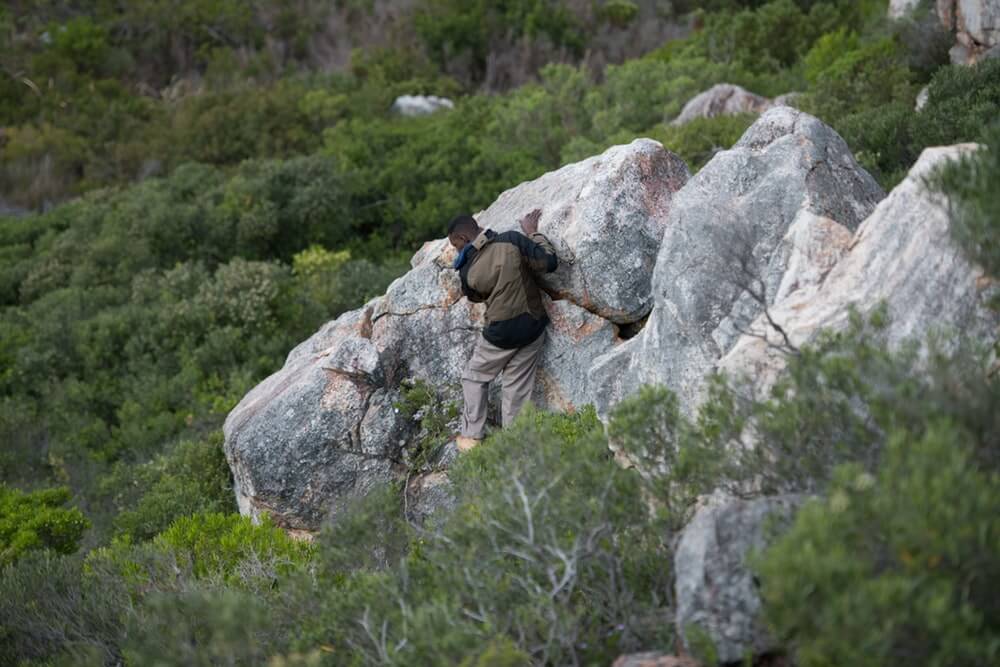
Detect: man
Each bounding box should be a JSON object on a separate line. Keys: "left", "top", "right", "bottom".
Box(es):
{"left": 447, "top": 208, "right": 558, "bottom": 452}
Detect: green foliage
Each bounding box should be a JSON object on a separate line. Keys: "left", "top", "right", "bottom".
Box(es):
{"left": 0, "top": 551, "right": 127, "bottom": 665}
{"left": 293, "top": 408, "right": 672, "bottom": 665}
{"left": 123, "top": 588, "right": 276, "bottom": 667}
{"left": 932, "top": 124, "right": 1000, "bottom": 282}
{"left": 757, "top": 422, "right": 1000, "bottom": 666}
{"left": 103, "top": 432, "right": 234, "bottom": 542}
{"left": 394, "top": 377, "right": 458, "bottom": 471}
{"left": 292, "top": 245, "right": 407, "bottom": 330}
{"left": 414, "top": 0, "right": 584, "bottom": 81}
{"left": 0, "top": 485, "right": 89, "bottom": 566}
{"left": 834, "top": 58, "right": 1000, "bottom": 187}
{"left": 153, "top": 512, "right": 313, "bottom": 582}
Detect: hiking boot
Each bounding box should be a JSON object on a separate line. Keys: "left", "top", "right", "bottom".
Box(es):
{"left": 455, "top": 436, "right": 481, "bottom": 452}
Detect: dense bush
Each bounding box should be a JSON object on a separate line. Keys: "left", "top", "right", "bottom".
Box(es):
{"left": 834, "top": 58, "right": 1000, "bottom": 186}
{"left": 291, "top": 408, "right": 672, "bottom": 665}
{"left": 102, "top": 432, "right": 234, "bottom": 542}
{"left": 758, "top": 422, "right": 1000, "bottom": 666}
{"left": 0, "top": 485, "right": 89, "bottom": 566}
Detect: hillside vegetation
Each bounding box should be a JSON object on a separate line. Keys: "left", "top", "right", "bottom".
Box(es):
{"left": 1, "top": 0, "right": 999, "bottom": 664}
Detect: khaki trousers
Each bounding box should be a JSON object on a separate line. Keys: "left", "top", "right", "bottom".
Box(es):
{"left": 460, "top": 331, "right": 546, "bottom": 439}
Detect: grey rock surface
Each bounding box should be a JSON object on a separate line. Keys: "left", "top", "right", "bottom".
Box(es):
{"left": 390, "top": 94, "right": 454, "bottom": 116}
{"left": 588, "top": 107, "right": 885, "bottom": 418}
{"left": 717, "top": 143, "right": 1000, "bottom": 400}
{"left": 224, "top": 139, "right": 681, "bottom": 532}
{"left": 476, "top": 138, "right": 690, "bottom": 323}
{"left": 674, "top": 494, "right": 804, "bottom": 664}
{"left": 937, "top": 0, "right": 1000, "bottom": 64}
{"left": 671, "top": 84, "right": 773, "bottom": 126}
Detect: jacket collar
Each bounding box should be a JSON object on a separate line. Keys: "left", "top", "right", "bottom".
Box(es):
{"left": 472, "top": 228, "right": 494, "bottom": 250}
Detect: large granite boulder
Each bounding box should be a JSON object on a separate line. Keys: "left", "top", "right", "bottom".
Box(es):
{"left": 674, "top": 494, "right": 804, "bottom": 664}
{"left": 937, "top": 0, "right": 1000, "bottom": 64}
{"left": 223, "top": 139, "right": 689, "bottom": 533}
{"left": 588, "top": 107, "right": 885, "bottom": 417}
{"left": 717, "top": 143, "right": 1000, "bottom": 399}
{"left": 670, "top": 84, "right": 774, "bottom": 126}
{"left": 476, "top": 138, "right": 690, "bottom": 323}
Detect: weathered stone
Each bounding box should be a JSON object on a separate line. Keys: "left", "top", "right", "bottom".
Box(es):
{"left": 717, "top": 143, "right": 1000, "bottom": 400}
{"left": 224, "top": 139, "right": 683, "bottom": 532}
{"left": 405, "top": 471, "right": 456, "bottom": 525}
{"left": 476, "top": 138, "right": 690, "bottom": 323}
{"left": 671, "top": 84, "right": 774, "bottom": 126}
{"left": 674, "top": 494, "right": 804, "bottom": 664}
{"left": 390, "top": 94, "right": 454, "bottom": 116}
{"left": 772, "top": 92, "right": 802, "bottom": 108}
{"left": 588, "top": 107, "right": 884, "bottom": 418}
{"left": 916, "top": 84, "right": 931, "bottom": 111}
{"left": 937, "top": 0, "right": 1000, "bottom": 64}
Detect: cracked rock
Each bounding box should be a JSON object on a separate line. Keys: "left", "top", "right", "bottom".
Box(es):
{"left": 224, "top": 139, "right": 683, "bottom": 532}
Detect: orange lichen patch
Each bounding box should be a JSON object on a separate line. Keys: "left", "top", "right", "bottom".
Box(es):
{"left": 547, "top": 309, "right": 609, "bottom": 343}
{"left": 320, "top": 368, "right": 368, "bottom": 410}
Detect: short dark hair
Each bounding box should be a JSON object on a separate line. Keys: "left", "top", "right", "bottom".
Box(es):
{"left": 447, "top": 214, "right": 478, "bottom": 236}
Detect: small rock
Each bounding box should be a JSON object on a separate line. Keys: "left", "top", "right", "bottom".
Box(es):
{"left": 390, "top": 95, "right": 455, "bottom": 116}
{"left": 671, "top": 84, "right": 773, "bottom": 126}
{"left": 674, "top": 494, "right": 804, "bottom": 664}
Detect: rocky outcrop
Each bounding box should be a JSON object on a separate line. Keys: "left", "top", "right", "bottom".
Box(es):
{"left": 588, "top": 106, "right": 885, "bottom": 418}
{"left": 891, "top": 1, "right": 1000, "bottom": 64}
{"left": 717, "top": 143, "right": 999, "bottom": 400}
{"left": 475, "top": 139, "right": 690, "bottom": 323}
{"left": 938, "top": 0, "right": 1000, "bottom": 64}
{"left": 390, "top": 94, "right": 455, "bottom": 116}
{"left": 674, "top": 494, "right": 804, "bottom": 664}
{"left": 671, "top": 84, "right": 774, "bottom": 126}
{"left": 223, "top": 139, "right": 689, "bottom": 533}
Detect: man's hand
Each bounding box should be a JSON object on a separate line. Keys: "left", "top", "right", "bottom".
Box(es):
{"left": 519, "top": 208, "right": 542, "bottom": 236}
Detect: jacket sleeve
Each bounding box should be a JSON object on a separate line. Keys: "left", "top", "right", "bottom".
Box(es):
{"left": 495, "top": 230, "right": 558, "bottom": 273}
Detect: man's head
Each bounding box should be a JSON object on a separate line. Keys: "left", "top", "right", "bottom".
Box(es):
{"left": 447, "top": 214, "right": 480, "bottom": 251}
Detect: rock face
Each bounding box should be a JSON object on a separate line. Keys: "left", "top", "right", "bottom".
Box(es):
{"left": 671, "top": 84, "right": 774, "bottom": 126}
{"left": 717, "top": 143, "right": 999, "bottom": 399}
{"left": 475, "top": 138, "right": 691, "bottom": 323}
{"left": 674, "top": 495, "right": 804, "bottom": 664}
{"left": 390, "top": 94, "right": 455, "bottom": 116}
{"left": 223, "top": 139, "right": 689, "bottom": 532}
{"left": 588, "top": 107, "right": 885, "bottom": 418}
{"left": 937, "top": 0, "right": 1000, "bottom": 64}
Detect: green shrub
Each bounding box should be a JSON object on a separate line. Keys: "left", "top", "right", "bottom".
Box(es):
{"left": 104, "top": 432, "right": 234, "bottom": 542}
{"left": 0, "top": 551, "right": 127, "bottom": 665}
{"left": 836, "top": 58, "right": 1000, "bottom": 187}
{"left": 932, "top": 124, "right": 1000, "bottom": 283}
{"left": 122, "top": 588, "right": 277, "bottom": 667}
{"left": 0, "top": 485, "right": 89, "bottom": 566}
{"left": 757, "top": 421, "right": 1000, "bottom": 666}
{"left": 153, "top": 512, "right": 313, "bottom": 582}
{"left": 298, "top": 408, "right": 672, "bottom": 665}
